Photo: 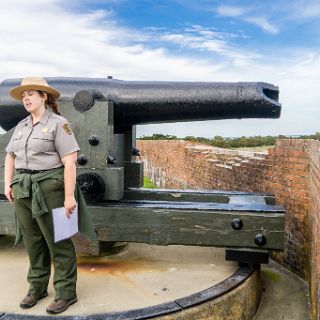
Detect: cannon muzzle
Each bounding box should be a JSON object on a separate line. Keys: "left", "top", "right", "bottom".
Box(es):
{"left": 0, "top": 78, "right": 281, "bottom": 133}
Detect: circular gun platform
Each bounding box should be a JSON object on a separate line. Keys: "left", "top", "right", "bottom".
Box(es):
{"left": 0, "top": 236, "right": 260, "bottom": 319}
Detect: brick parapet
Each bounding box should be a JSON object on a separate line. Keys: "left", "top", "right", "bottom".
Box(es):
{"left": 137, "top": 139, "right": 320, "bottom": 319}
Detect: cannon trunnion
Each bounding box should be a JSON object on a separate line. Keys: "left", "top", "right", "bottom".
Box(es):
{"left": 0, "top": 77, "right": 284, "bottom": 264}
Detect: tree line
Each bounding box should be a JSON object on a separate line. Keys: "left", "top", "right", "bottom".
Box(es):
{"left": 138, "top": 133, "right": 320, "bottom": 149}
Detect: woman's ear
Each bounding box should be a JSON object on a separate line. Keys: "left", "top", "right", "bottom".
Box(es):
{"left": 43, "top": 92, "right": 48, "bottom": 104}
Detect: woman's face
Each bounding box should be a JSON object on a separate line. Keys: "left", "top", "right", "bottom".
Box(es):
{"left": 21, "top": 90, "right": 46, "bottom": 114}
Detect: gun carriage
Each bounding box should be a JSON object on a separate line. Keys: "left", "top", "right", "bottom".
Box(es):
{"left": 0, "top": 78, "right": 284, "bottom": 264}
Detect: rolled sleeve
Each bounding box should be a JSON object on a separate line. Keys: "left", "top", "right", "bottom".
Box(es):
{"left": 54, "top": 120, "right": 80, "bottom": 158}
{"left": 5, "top": 127, "right": 18, "bottom": 154}
{"left": 6, "top": 138, "right": 14, "bottom": 153}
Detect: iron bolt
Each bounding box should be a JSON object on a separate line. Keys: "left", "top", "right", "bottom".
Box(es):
{"left": 89, "top": 135, "right": 99, "bottom": 146}
{"left": 254, "top": 234, "right": 267, "bottom": 247}
{"left": 231, "top": 218, "right": 243, "bottom": 230}
{"left": 77, "top": 154, "right": 88, "bottom": 165}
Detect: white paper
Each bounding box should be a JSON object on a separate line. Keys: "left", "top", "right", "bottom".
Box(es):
{"left": 52, "top": 206, "right": 78, "bottom": 243}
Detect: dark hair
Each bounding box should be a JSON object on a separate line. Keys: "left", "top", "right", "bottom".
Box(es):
{"left": 38, "top": 90, "right": 60, "bottom": 115}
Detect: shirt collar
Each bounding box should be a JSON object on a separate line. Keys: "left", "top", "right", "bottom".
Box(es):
{"left": 25, "top": 108, "right": 51, "bottom": 127}
{"left": 39, "top": 108, "right": 51, "bottom": 125}
{"left": 25, "top": 115, "right": 33, "bottom": 128}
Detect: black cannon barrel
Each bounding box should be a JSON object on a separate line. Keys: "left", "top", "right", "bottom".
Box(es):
{"left": 0, "top": 77, "right": 281, "bottom": 133}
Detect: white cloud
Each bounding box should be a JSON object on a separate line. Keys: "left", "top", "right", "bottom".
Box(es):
{"left": 0, "top": 1, "right": 223, "bottom": 81}
{"left": 216, "top": 5, "right": 246, "bottom": 17}
{"left": 185, "top": 25, "right": 240, "bottom": 40}
{"left": 291, "top": 2, "right": 320, "bottom": 19}
{"left": 0, "top": 0, "right": 319, "bottom": 138}
{"left": 286, "top": 53, "right": 320, "bottom": 79}
{"left": 215, "top": 4, "right": 279, "bottom": 34}
{"left": 245, "top": 16, "right": 279, "bottom": 34}
{"left": 160, "top": 26, "right": 259, "bottom": 66}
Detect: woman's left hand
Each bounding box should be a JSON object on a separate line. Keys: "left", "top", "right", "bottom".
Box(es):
{"left": 64, "top": 196, "right": 77, "bottom": 219}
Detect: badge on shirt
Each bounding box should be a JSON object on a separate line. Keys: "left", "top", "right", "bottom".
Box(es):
{"left": 62, "top": 123, "right": 73, "bottom": 135}
{"left": 42, "top": 127, "right": 49, "bottom": 133}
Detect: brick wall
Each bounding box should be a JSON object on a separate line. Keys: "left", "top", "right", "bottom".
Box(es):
{"left": 309, "top": 140, "right": 320, "bottom": 319}
{"left": 137, "top": 139, "right": 320, "bottom": 319}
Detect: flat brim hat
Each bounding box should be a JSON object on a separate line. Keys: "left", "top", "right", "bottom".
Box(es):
{"left": 9, "top": 77, "right": 60, "bottom": 101}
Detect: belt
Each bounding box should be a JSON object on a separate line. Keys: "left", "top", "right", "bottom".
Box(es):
{"left": 16, "top": 169, "right": 51, "bottom": 174}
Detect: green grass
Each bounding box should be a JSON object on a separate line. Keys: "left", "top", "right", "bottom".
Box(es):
{"left": 143, "top": 176, "right": 159, "bottom": 189}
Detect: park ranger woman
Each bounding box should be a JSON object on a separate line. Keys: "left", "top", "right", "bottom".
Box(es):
{"left": 4, "top": 77, "right": 95, "bottom": 314}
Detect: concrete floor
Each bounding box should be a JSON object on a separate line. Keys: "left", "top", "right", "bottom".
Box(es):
{"left": 0, "top": 235, "right": 311, "bottom": 319}
{"left": 0, "top": 235, "right": 237, "bottom": 317}
{"left": 254, "top": 260, "right": 311, "bottom": 320}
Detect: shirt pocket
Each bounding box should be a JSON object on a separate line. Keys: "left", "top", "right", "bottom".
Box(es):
{"left": 31, "top": 132, "right": 55, "bottom": 152}
{"left": 12, "top": 134, "right": 23, "bottom": 152}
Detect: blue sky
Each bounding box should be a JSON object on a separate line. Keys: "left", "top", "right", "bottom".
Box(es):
{"left": 0, "top": 0, "right": 319, "bottom": 137}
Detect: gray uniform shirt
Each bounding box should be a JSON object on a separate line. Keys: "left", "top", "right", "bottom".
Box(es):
{"left": 6, "top": 108, "right": 80, "bottom": 170}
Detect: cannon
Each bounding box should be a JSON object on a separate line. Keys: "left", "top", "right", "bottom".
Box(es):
{"left": 0, "top": 77, "right": 284, "bottom": 264}
{"left": 0, "top": 78, "right": 281, "bottom": 132}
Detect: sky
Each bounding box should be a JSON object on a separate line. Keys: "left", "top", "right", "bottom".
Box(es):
{"left": 0, "top": 0, "right": 319, "bottom": 138}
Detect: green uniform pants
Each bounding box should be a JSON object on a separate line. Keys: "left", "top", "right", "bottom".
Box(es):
{"left": 12, "top": 177, "right": 77, "bottom": 300}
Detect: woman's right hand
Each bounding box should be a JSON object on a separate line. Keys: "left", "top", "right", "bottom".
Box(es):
{"left": 4, "top": 184, "right": 13, "bottom": 204}
{"left": 4, "top": 153, "right": 15, "bottom": 204}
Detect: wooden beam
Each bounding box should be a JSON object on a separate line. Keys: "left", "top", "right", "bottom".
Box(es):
{"left": 0, "top": 199, "right": 284, "bottom": 250}
{"left": 91, "top": 201, "right": 284, "bottom": 250}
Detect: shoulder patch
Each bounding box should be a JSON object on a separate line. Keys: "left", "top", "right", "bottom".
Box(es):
{"left": 62, "top": 123, "right": 73, "bottom": 135}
